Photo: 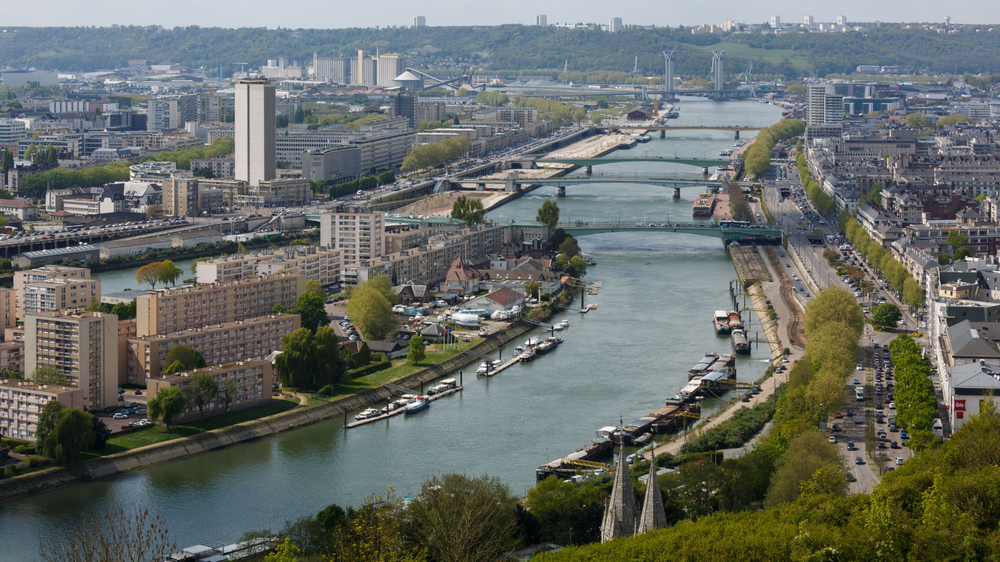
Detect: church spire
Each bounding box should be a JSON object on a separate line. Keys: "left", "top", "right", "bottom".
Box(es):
{"left": 636, "top": 458, "right": 667, "bottom": 534}
{"left": 600, "top": 443, "right": 636, "bottom": 542}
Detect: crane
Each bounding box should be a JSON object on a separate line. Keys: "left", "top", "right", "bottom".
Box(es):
{"left": 632, "top": 56, "right": 639, "bottom": 79}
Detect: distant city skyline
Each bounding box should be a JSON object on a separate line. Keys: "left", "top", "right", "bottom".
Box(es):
{"left": 0, "top": 1, "right": 996, "bottom": 29}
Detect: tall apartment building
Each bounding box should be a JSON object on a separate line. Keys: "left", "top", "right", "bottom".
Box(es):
{"left": 319, "top": 209, "right": 386, "bottom": 268}
{"left": 126, "top": 313, "right": 301, "bottom": 384}
{"left": 609, "top": 17, "right": 623, "bottom": 33}
{"left": 147, "top": 99, "right": 179, "bottom": 131}
{"left": 235, "top": 79, "right": 276, "bottom": 187}
{"left": 496, "top": 107, "right": 539, "bottom": 127}
{"left": 0, "top": 379, "right": 84, "bottom": 441}
{"left": 196, "top": 246, "right": 342, "bottom": 286}
{"left": 414, "top": 16, "right": 426, "bottom": 27}
{"left": 146, "top": 359, "right": 273, "bottom": 422}
{"left": 806, "top": 84, "right": 844, "bottom": 141}
{"left": 770, "top": 16, "right": 781, "bottom": 28}
{"left": 377, "top": 54, "right": 407, "bottom": 88}
{"left": 0, "top": 118, "right": 25, "bottom": 151}
{"left": 393, "top": 93, "right": 417, "bottom": 129}
{"left": 416, "top": 100, "right": 445, "bottom": 124}
{"left": 135, "top": 273, "right": 306, "bottom": 337}
{"left": 162, "top": 177, "right": 200, "bottom": 217}
{"left": 536, "top": 15, "right": 547, "bottom": 26}
{"left": 189, "top": 157, "right": 235, "bottom": 179}
{"left": 14, "top": 266, "right": 97, "bottom": 320}
{"left": 804, "top": 15, "right": 814, "bottom": 28}
{"left": 0, "top": 289, "right": 16, "bottom": 336}
{"left": 25, "top": 311, "right": 119, "bottom": 410}
{"left": 355, "top": 50, "right": 376, "bottom": 87}
{"left": 313, "top": 53, "right": 350, "bottom": 84}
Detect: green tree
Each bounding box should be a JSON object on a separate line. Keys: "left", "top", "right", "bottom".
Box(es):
{"left": 557, "top": 255, "right": 588, "bottom": 278}
{"left": 221, "top": 379, "right": 236, "bottom": 416}
{"left": 903, "top": 277, "right": 925, "bottom": 308}
{"left": 525, "top": 280, "right": 541, "bottom": 300}
{"left": 157, "top": 260, "right": 183, "bottom": 287}
{"left": 558, "top": 236, "right": 580, "bottom": 258}
{"left": 42, "top": 408, "right": 96, "bottom": 463}
{"left": 872, "top": 303, "right": 902, "bottom": 327}
{"left": 191, "top": 256, "right": 213, "bottom": 275}
{"left": 868, "top": 184, "right": 883, "bottom": 207}
{"left": 135, "top": 262, "right": 162, "bottom": 289}
{"left": 946, "top": 230, "right": 970, "bottom": 256}
{"left": 32, "top": 366, "right": 68, "bottom": 386}
{"left": 274, "top": 327, "right": 346, "bottom": 390}
{"left": 265, "top": 538, "right": 301, "bottom": 562}
{"left": 292, "top": 292, "right": 330, "bottom": 333}
{"left": 316, "top": 503, "right": 349, "bottom": 530}
{"left": 187, "top": 372, "right": 219, "bottom": 422}
{"left": 784, "top": 81, "right": 807, "bottom": 95}
{"left": 937, "top": 113, "right": 971, "bottom": 126}
{"left": 804, "top": 287, "right": 864, "bottom": 339}
{"left": 91, "top": 416, "right": 112, "bottom": 450}
{"left": 346, "top": 281, "right": 395, "bottom": 339}
{"left": 408, "top": 336, "right": 426, "bottom": 364}
{"left": 147, "top": 387, "right": 187, "bottom": 430}
{"left": 305, "top": 279, "right": 327, "bottom": 300}
{"left": 450, "top": 195, "right": 486, "bottom": 225}
{"left": 36, "top": 400, "right": 66, "bottom": 446}
{"left": 764, "top": 430, "right": 844, "bottom": 507}
{"left": 905, "top": 113, "right": 931, "bottom": 128}
{"left": 536, "top": 199, "right": 560, "bottom": 232}
{"left": 163, "top": 345, "right": 206, "bottom": 371}
{"left": 162, "top": 360, "right": 188, "bottom": 376}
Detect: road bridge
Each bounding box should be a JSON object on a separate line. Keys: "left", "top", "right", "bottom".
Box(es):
{"left": 558, "top": 222, "right": 782, "bottom": 241}
{"left": 506, "top": 174, "right": 744, "bottom": 199}
{"left": 535, "top": 156, "right": 729, "bottom": 170}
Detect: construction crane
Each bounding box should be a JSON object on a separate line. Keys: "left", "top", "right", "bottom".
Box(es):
{"left": 632, "top": 56, "right": 639, "bottom": 79}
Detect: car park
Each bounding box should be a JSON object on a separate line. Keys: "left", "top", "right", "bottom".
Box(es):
{"left": 855, "top": 456, "right": 865, "bottom": 465}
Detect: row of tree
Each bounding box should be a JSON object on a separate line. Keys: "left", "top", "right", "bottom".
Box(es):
{"left": 450, "top": 195, "right": 485, "bottom": 225}
{"left": 742, "top": 118, "right": 805, "bottom": 179}
{"left": 476, "top": 91, "right": 510, "bottom": 106}
{"left": 22, "top": 145, "right": 60, "bottom": 167}
{"left": 401, "top": 136, "right": 471, "bottom": 171}
{"left": 17, "top": 161, "right": 131, "bottom": 193}
{"left": 841, "top": 213, "right": 926, "bottom": 308}
{"left": 512, "top": 96, "right": 587, "bottom": 123}
{"left": 328, "top": 171, "right": 395, "bottom": 198}
{"left": 138, "top": 137, "right": 234, "bottom": 171}
{"left": 796, "top": 141, "right": 838, "bottom": 214}
{"left": 888, "top": 334, "right": 939, "bottom": 432}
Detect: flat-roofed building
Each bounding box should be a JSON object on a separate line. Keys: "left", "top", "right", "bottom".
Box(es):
{"left": 319, "top": 208, "right": 386, "bottom": 269}
{"left": 135, "top": 274, "right": 305, "bottom": 337}
{"left": 24, "top": 311, "right": 119, "bottom": 410}
{"left": 0, "top": 379, "right": 85, "bottom": 441}
{"left": 14, "top": 266, "right": 99, "bottom": 320}
{"left": 196, "top": 246, "right": 341, "bottom": 286}
{"left": 0, "top": 341, "right": 24, "bottom": 375}
{"left": 145, "top": 359, "right": 272, "bottom": 422}
{"left": 0, "top": 288, "right": 15, "bottom": 336}
{"left": 125, "top": 313, "right": 300, "bottom": 384}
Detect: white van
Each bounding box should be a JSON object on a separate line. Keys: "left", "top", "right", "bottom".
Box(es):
{"left": 932, "top": 418, "right": 943, "bottom": 437}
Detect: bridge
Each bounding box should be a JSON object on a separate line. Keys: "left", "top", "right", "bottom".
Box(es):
{"left": 558, "top": 222, "right": 782, "bottom": 241}
{"left": 600, "top": 125, "right": 761, "bottom": 139}
{"left": 507, "top": 174, "right": 741, "bottom": 198}
{"left": 535, "top": 156, "right": 730, "bottom": 170}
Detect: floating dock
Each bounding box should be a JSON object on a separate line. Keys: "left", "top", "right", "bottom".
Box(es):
{"left": 344, "top": 386, "right": 462, "bottom": 429}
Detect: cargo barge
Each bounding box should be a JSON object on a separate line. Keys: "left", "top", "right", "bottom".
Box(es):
{"left": 618, "top": 138, "right": 638, "bottom": 150}
{"left": 727, "top": 310, "right": 743, "bottom": 331}
{"left": 713, "top": 311, "right": 730, "bottom": 334}
{"left": 693, "top": 193, "right": 716, "bottom": 217}
{"left": 688, "top": 352, "right": 736, "bottom": 380}
{"left": 731, "top": 328, "right": 751, "bottom": 355}
{"left": 535, "top": 427, "right": 615, "bottom": 480}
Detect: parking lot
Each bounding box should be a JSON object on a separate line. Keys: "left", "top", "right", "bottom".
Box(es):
{"left": 98, "top": 387, "right": 150, "bottom": 434}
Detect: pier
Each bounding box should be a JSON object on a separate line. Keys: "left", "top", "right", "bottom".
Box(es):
{"left": 344, "top": 386, "right": 464, "bottom": 429}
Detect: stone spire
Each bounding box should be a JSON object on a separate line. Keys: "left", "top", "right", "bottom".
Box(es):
{"left": 636, "top": 461, "right": 667, "bottom": 534}
{"left": 600, "top": 443, "right": 636, "bottom": 542}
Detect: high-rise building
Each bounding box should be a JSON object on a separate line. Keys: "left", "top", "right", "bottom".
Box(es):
{"left": 162, "top": 177, "right": 200, "bottom": 217}
{"left": 319, "top": 208, "right": 386, "bottom": 268}
{"left": 356, "top": 50, "right": 376, "bottom": 87}
{"left": 377, "top": 53, "right": 407, "bottom": 88}
{"left": 0, "top": 288, "right": 16, "bottom": 335}
{"left": 0, "top": 379, "right": 84, "bottom": 441}
{"left": 393, "top": 93, "right": 417, "bottom": 129}
{"left": 147, "top": 99, "right": 178, "bottom": 131}
{"left": 413, "top": 16, "right": 426, "bottom": 27}
{"left": 837, "top": 15, "right": 847, "bottom": 26}
{"left": 234, "top": 78, "right": 276, "bottom": 187}
{"left": 313, "top": 53, "right": 350, "bottom": 84}
{"left": 609, "top": 17, "right": 623, "bottom": 33}
{"left": 806, "top": 84, "right": 845, "bottom": 141}
{"left": 536, "top": 14, "right": 547, "bottom": 26}
{"left": 25, "top": 310, "right": 119, "bottom": 410}
{"left": 770, "top": 16, "right": 781, "bottom": 29}
{"left": 14, "top": 266, "right": 97, "bottom": 320}
{"left": 804, "top": 15, "right": 814, "bottom": 28}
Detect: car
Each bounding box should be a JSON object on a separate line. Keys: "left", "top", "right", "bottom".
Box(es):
{"left": 121, "top": 423, "right": 132, "bottom": 430}
{"left": 900, "top": 430, "right": 909, "bottom": 439}
{"left": 896, "top": 457, "right": 904, "bottom": 465}
{"left": 846, "top": 408, "right": 854, "bottom": 416}
{"left": 847, "top": 441, "right": 856, "bottom": 450}
{"left": 828, "top": 436, "right": 837, "bottom": 444}
{"left": 890, "top": 441, "right": 900, "bottom": 449}
{"left": 831, "top": 424, "right": 841, "bottom": 432}
{"left": 855, "top": 456, "right": 865, "bottom": 465}
{"left": 134, "top": 389, "right": 142, "bottom": 395}
{"left": 878, "top": 441, "right": 887, "bottom": 449}
{"left": 853, "top": 378, "right": 860, "bottom": 385}
{"left": 846, "top": 473, "right": 857, "bottom": 482}
{"left": 834, "top": 411, "right": 843, "bottom": 419}
{"left": 117, "top": 395, "right": 125, "bottom": 401}
{"left": 890, "top": 424, "right": 898, "bottom": 432}
{"left": 856, "top": 364, "right": 863, "bottom": 371}
{"left": 889, "top": 402, "right": 895, "bottom": 409}
{"left": 112, "top": 412, "right": 128, "bottom": 420}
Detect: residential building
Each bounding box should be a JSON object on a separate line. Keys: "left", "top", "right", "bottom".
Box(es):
{"left": 609, "top": 17, "right": 623, "bottom": 33}
{"left": 804, "top": 15, "right": 814, "bottom": 28}
{"left": 195, "top": 247, "right": 342, "bottom": 286}
{"left": 944, "top": 320, "right": 1000, "bottom": 366}
{"left": 462, "top": 287, "right": 525, "bottom": 313}
{"left": 416, "top": 100, "right": 446, "bottom": 124}
{"left": 302, "top": 146, "right": 362, "bottom": 184}
{"left": 274, "top": 127, "right": 415, "bottom": 171}
{"left": 162, "top": 177, "right": 200, "bottom": 217}
{"left": 0, "top": 379, "right": 84, "bottom": 442}
{"left": 536, "top": 15, "right": 547, "bottom": 26}
{"left": 147, "top": 99, "right": 179, "bottom": 131}
{"left": 0, "top": 289, "right": 15, "bottom": 336}
{"left": 414, "top": 16, "right": 426, "bottom": 27}
{"left": 145, "top": 359, "right": 272, "bottom": 422}
{"left": 770, "top": 16, "right": 781, "bottom": 28}
{"left": 125, "top": 313, "right": 300, "bottom": 384}
{"left": 947, "top": 361, "right": 1000, "bottom": 433}
{"left": 0, "top": 341, "right": 24, "bottom": 374}
{"left": 135, "top": 273, "right": 305, "bottom": 337}
{"left": 25, "top": 311, "right": 119, "bottom": 410}
{"left": 0, "top": 118, "right": 25, "bottom": 150}
{"left": 14, "top": 266, "right": 96, "bottom": 320}
{"left": 0, "top": 200, "right": 38, "bottom": 221}
{"left": 319, "top": 208, "right": 386, "bottom": 267}
{"left": 377, "top": 54, "right": 407, "bottom": 88}
{"left": 496, "top": 107, "right": 538, "bottom": 127}
{"left": 394, "top": 93, "right": 417, "bottom": 130}
{"left": 190, "top": 157, "right": 235, "bottom": 179}
{"left": 235, "top": 78, "right": 276, "bottom": 187}
{"left": 20, "top": 277, "right": 101, "bottom": 319}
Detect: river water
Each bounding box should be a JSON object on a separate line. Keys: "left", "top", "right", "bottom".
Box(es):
{"left": 0, "top": 97, "right": 783, "bottom": 558}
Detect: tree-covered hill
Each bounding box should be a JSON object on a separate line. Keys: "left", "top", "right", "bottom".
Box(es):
{"left": 2, "top": 25, "right": 1000, "bottom": 80}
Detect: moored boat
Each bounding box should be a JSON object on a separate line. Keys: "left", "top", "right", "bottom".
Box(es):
{"left": 731, "top": 328, "right": 751, "bottom": 355}
{"left": 727, "top": 310, "right": 743, "bottom": 331}
{"left": 713, "top": 310, "right": 731, "bottom": 334}
{"left": 355, "top": 408, "right": 381, "bottom": 421}
{"left": 519, "top": 348, "right": 536, "bottom": 362}
{"left": 404, "top": 396, "right": 430, "bottom": 414}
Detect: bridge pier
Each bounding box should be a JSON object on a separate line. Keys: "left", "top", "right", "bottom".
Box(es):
{"left": 659, "top": 130, "right": 665, "bottom": 139}
{"left": 557, "top": 186, "right": 566, "bottom": 198}
{"left": 673, "top": 187, "right": 681, "bottom": 199}
{"left": 477, "top": 182, "right": 486, "bottom": 191}
{"left": 585, "top": 166, "right": 592, "bottom": 175}
{"left": 703, "top": 168, "right": 709, "bottom": 177}
{"left": 734, "top": 130, "right": 740, "bottom": 140}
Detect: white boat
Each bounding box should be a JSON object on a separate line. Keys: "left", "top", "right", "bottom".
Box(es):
{"left": 513, "top": 346, "right": 524, "bottom": 356}
{"left": 492, "top": 359, "right": 504, "bottom": 369}
{"left": 476, "top": 362, "right": 490, "bottom": 375}
{"left": 404, "top": 396, "right": 430, "bottom": 414}
{"left": 525, "top": 336, "right": 543, "bottom": 347}
{"left": 553, "top": 323, "right": 564, "bottom": 331}
{"left": 354, "top": 408, "right": 381, "bottom": 421}
{"left": 557, "top": 320, "right": 569, "bottom": 329}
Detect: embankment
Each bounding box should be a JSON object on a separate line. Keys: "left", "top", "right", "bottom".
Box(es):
{"left": 0, "top": 322, "right": 533, "bottom": 504}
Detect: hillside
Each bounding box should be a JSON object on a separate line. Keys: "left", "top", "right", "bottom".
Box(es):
{"left": 2, "top": 25, "right": 1000, "bottom": 80}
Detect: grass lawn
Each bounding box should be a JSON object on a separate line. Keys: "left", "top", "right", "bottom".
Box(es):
{"left": 326, "top": 338, "right": 480, "bottom": 400}
{"left": 85, "top": 398, "right": 300, "bottom": 456}
{"left": 692, "top": 42, "right": 811, "bottom": 72}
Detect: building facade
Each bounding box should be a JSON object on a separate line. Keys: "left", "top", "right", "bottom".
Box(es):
{"left": 145, "top": 359, "right": 273, "bottom": 422}
{"left": 0, "top": 379, "right": 84, "bottom": 441}
{"left": 235, "top": 79, "right": 277, "bottom": 187}
{"left": 319, "top": 209, "right": 386, "bottom": 267}
{"left": 14, "top": 266, "right": 96, "bottom": 320}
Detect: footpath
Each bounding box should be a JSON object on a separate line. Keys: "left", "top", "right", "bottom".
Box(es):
{"left": 0, "top": 322, "right": 532, "bottom": 504}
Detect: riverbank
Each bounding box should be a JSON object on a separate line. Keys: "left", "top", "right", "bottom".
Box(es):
{"left": 0, "top": 321, "right": 532, "bottom": 504}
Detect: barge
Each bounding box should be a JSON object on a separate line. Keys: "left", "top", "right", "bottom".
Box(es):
{"left": 713, "top": 310, "right": 730, "bottom": 334}
{"left": 692, "top": 193, "right": 716, "bottom": 218}
{"left": 731, "top": 328, "right": 751, "bottom": 355}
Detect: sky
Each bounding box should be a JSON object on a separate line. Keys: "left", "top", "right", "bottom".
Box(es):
{"left": 1, "top": 0, "right": 998, "bottom": 29}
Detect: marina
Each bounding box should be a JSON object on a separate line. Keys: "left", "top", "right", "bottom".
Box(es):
{"left": 344, "top": 386, "right": 462, "bottom": 429}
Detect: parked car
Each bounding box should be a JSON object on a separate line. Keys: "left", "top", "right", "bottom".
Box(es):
{"left": 112, "top": 412, "right": 128, "bottom": 420}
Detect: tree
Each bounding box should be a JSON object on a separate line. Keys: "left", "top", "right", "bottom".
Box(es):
{"left": 408, "top": 336, "right": 426, "bottom": 364}
{"left": 36, "top": 400, "right": 66, "bottom": 446}
{"left": 191, "top": 256, "right": 212, "bottom": 275}
{"left": 163, "top": 345, "right": 206, "bottom": 371}
{"left": 346, "top": 281, "right": 395, "bottom": 339}
{"left": 804, "top": 287, "right": 865, "bottom": 339}
{"left": 765, "top": 430, "right": 844, "bottom": 507}
{"left": 157, "top": 260, "right": 183, "bottom": 287}
{"left": 868, "top": 184, "right": 883, "bottom": 207}
{"left": 136, "top": 263, "right": 162, "bottom": 289}
{"left": 292, "top": 292, "right": 330, "bottom": 333}
{"left": 937, "top": 113, "right": 971, "bottom": 126}
{"left": 558, "top": 236, "right": 580, "bottom": 258}
{"left": 274, "top": 327, "right": 346, "bottom": 390}
{"left": 147, "top": 387, "right": 186, "bottom": 430}
{"left": 192, "top": 166, "right": 215, "bottom": 179}
{"left": 221, "top": 380, "right": 235, "bottom": 416}
{"left": 91, "top": 416, "right": 112, "bottom": 450}
{"left": 405, "top": 473, "right": 522, "bottom": 562}
{"left": 305, "top": 279, "right": 327, "bottom": 300}
{"left": 536, "top": 199, "right": 560, "bottom": 232}
{"left": 557, "top": 254, "right": 588, "bottom": 278}
{"left": 525, "top": 280, "right": 541, "bottom": 300}
{"left": 0, "top": 150, "right": 13, "bottom": 175}
{"left": 187, "top": 373, "right": 218, "bottom": 422}
{"left": 903, "top": 277, "right": 925, "bottom": 308}
{"left": 32, "top": 365, "right": 68, "bottom": 386}
{"left": 872, "top": 303, "right": 902, "bottom": 327}
{"left": 39, "top": 507, "right": 175, "bottom": 562}
{"left": 904, "top": 113, "right": 931, "bottom": 128}
{"left": 317, "top": 502, "right": 349, "bottom": 530}
{"left": 41, "top": 408, "right": 96, "bottom": 463}
{"left": 162, "top": 360, "right": 188, "bottom": 376}
{"left": 784, "top": 81, "right": 807, "bottom": 95}
{"left": 450, "top": 195, "right": 486, "bottom": 225}
{"left": 946, "top": 230, "right": 970, "bottom": 256}
{"left": 265, "top": 538, "right": 301, "bottom": 562}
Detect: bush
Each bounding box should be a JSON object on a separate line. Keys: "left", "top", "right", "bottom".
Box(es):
{"left": 1, "top": 438, "right": 28, "bottom": 449}
{"left": 317, "top": 385, "right": 333, "bottom": 396}
{"left": 346, "top": 360, "right": 393, "bottom": 379}
{"left": 28, "top": 457, "right": 41, "bottom": 468}
{"left": 13, "top": 444, "right": 35, "bottom": 455}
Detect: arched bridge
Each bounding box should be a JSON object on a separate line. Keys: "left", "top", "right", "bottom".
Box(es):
{"left": 535, "top": 156, "right": 730, "bottom": 169}
{"left": 558, "top": 222, "right": 782, "bottom": 241}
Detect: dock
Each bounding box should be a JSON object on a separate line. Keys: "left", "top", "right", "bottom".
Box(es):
{"left": 588, "top": 280, "right": 603, "bottom": 295}
{"left": 479, "top": 356, "right": 522, "bottom": 377}
{"left": 344, "top": 386, "right": 463, "bottom": 429}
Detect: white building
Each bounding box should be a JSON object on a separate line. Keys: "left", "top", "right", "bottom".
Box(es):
{"left": 536, "top": 14, "right": 547, "bottom": 26}
{"left": 770, "top": 16, "right": 781, "bottom": 28}
{"left": 234, "top": 78, "right": 276, "bottom": 188}
{"left": 804, "top": 15, "right": 814, "bottom": 28}
{"left": 837, "top": 15, "right": 847, "bottom": 26}
{"left": 0, "top": 118, "right": 25, "bottom": 145}
{"left": 319, "top": 209, "right": 386, "bottom": 267}
{"left": 147, "top": 99, "right": 178, "bottom": 132}
{"left": 414, "top": 16, "right": 426, "bottom": 27}
{"left": 377, "top": 53, "right": 407, "bottom": 88}
{"left": 609, "top": 17, "right": 623, "bottom": 33}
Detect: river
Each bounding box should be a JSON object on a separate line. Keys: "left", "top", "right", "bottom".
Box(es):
{"left": 0, "top": 97, "right": 784, "bottom": 557}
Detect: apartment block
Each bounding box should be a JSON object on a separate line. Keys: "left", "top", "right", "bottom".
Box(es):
{"left": 0, "top": 379, "right": 84, "bottom": 442}
{"left": 0, "top": 288, "right": 16, "bottom": 336}
{"left": 125, "top": 313, "right": 300, "bottom": 384}
{"left": 25, "top": 311, "right": 119, "bottom": 411}
{"left": 14, "top": 266, "right": 99, "bottom": 320}
{"left": 495, "top": 107, "right": 538, "bottom": 127}
{"left": 146, "top": 359, "right": 272, "bottom": 423}
{"left": 0, "top": 341, "right": 24, "bottom": 375}
{"left": 190, "top": 157, "right": 235, "bottom": 179}
{"left": 319, "top": 209, "right": 386, "bottom": 268}
{"left": 162, "top": 177, "right": 200, "bottom": 217}
{"left": 135, "top": 273, "right": 306, "bottom": 337}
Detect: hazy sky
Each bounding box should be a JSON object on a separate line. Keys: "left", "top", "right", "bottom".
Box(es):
{"left": 1, "top": 0, "right": 997, "bottom": 28}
